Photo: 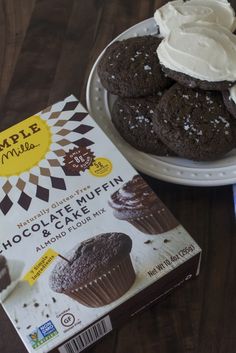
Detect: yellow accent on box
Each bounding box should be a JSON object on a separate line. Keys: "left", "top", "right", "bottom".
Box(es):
{"left": 89, "top": 157, "right": 113, "bottom": 177}
{"left": 0, "top": 115, "right": 51, "bottom": 177}
{"left": 23, "top": 248, "right": 58, "bottom": 286}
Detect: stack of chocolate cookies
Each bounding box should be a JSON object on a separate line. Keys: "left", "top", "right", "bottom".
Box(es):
{"left": 97, "top": 0, "right": 236, "bottom": 161}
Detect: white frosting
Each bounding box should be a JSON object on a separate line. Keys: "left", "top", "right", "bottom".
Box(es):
{"left": 157, "top": 22, "right": 236, "bottom": 82}
{"left": 154, "top": 0, "right": 236, "bottom": 37}
{"left": 229, "top": 84, "right": 236, "bottom": 104}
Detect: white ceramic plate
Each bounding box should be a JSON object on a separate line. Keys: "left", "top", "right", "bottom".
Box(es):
{"left": 86, "top": 17, "right": 236, "bottom": 186}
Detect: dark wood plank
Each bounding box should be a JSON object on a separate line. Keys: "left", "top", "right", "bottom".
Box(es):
{"left": 0, "top": 0, "right": 169, "bottom": 129}
{"left": 0, "top": 0, "right": 36, "bottom": 105}
{"left": 0, "top": 1, "right": 236, "bottom": 353}
{"left": 0, "top": 0, "right": 75, "bottom": 130}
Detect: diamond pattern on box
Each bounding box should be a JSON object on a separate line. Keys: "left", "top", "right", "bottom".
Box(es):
{"left": 49, "top": 112, "right": 61, "bottom": 120}
{"left": 53, "top": 149, "right": 66, "bottom": 157}
{"left": 18, "top": 191, "right": 32, "bottom": 210}
{"left": 73, "top": 137, "right": 94, "bottom": 147}
{"left": 29, "top": 174, "right": 39, "bottom": 185}
{"left": 16, "top": 178, "right": 26, "bottom": 190}
{"left": 48, "top": 159, "right": 61, "bottom": 167}
{"left": 0, "top": 96, "right": 95, "bottom": 214}
{"left": 0, "top": 195, "right": 13, "bottom": 215}
{"left": 57, "top": 139, "right": 71, "bottom": 147}
{"left": 54, "top": 120, "right": 67, "bottom": 127}
{"left": 63, "top": 101, "right": 79, "bottom": 111}
{"left": 74, "top": 125, "right": 93, "bottom": 135}
{"left": 40, "top": 168, "right": 51, "bottom": 177}
{"left": 36, "top": 185, "right": 49, "bottom": 202}
{"left": 50, "top": 177, "right": 66, "bottom": 190}
{"left": 69, "top": 112, "right": 88, "bottom": 122}
{"left": 57, "top": 129, "right": 71, "bottom": 136}
{"left": 2, "top": 181, "right": 12, "bottom": 194}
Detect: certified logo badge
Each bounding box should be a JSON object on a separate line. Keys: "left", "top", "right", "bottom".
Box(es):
{"left": 28, "top": 320, "right": 58, "bottom": 349}
{"left": 60, "top": 313, "right": 76, "bottom": 327}
{"left": 63, "top": 146, "right": 95, "bottom": 174}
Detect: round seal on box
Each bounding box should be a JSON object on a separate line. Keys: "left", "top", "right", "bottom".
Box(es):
{"left": 63, "top": 147, "right": 95, "bottom": 174}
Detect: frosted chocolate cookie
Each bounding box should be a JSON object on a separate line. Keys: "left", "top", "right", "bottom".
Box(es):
{"left": 152, "top": 84, "right": 235, "bottom": 161}
{"left": 97, "top": 36, "right": 173, "bottom": 97}
{"left": 154, "top": 0, "right": 236, "bottom": 38}
{"left": 157, "top": 22, "right": 236, "bottom": 90}
{"left": 111, "top": 95, "right": 175, "bottom": 156}
{"left": 222, "top": 85, "right": 236, "bottom": 119}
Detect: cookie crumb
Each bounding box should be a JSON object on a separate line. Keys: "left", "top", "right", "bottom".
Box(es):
{"left": 144, "top": 65, "right": 151, "bottom": 71}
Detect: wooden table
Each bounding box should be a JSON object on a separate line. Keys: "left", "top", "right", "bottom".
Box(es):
{"left": 0, "top": 1, "right": 236, "bottom": 352}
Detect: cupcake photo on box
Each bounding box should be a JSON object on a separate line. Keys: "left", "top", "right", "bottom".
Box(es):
{"left": 49, "top": 232, "right": 136, "bottom": 308}
{"left": 108, "top": 175, "right": 179, "bottom": 235}
{"left": 0, "top": 255, "right": 11, "bottom": 292}
{"left": 0, "top": 256, "right": 25, "bottom": 303}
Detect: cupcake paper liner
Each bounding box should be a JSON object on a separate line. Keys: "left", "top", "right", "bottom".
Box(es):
{"left": 127, "top": 210, "right": 178, "bottom": 235}
{"left": 65, "top": 255, "right": 136, "bottom": 307}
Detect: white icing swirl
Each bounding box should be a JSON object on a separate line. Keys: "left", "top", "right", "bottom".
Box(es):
{"left": 154, "top": 0, "right": 236, "bottom": 37}
{"left": 157, "top": 22, "right": 236, "bottom": 82}
{"left": 229, "top": 84, "right": 236, "bottom": 104}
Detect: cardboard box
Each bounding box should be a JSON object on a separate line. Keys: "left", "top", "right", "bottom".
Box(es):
{"left": 0, "top": 95, "right": 201, "bottom": 353}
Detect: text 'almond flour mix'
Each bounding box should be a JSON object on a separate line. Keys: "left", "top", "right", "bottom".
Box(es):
{"left": 0, "top": 95, "right": 201, "bottom": 353}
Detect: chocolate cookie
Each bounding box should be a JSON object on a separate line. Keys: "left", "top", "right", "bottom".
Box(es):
{"left": 222, "top": 90, "right": 236, "bottom": 119}
{"left": 49, "top": 233, "right": 135, "bottom": 307}
{"left": 108, "top": 175, "right": 179, "bottom": 234}
{"left": 97, "top": 36, "right": 173, "bottom": 97}
{"left": 162, "top": 67, "right": 234, "bottom": 91}
{"left": 152, "top": 84, "right": 235, "bottom": 161}
{"left": 111, "top": 95, "right": 175, "bottom": 156}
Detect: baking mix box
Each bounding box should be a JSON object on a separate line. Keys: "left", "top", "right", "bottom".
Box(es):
{"left": 0, "top": 95, "right": 201, "bottom": 353}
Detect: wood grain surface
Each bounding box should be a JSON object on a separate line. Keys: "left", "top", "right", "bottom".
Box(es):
{"left": 0, "top": 1, "right": 236, "bottom": 353}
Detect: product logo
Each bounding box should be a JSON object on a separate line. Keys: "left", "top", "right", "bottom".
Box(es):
{"left": 61, "top": 313, "right": 76, "bottom": 327}
{"left": 64, "top": 146, "right": 95, "bottom": 174}
{"left": 0, "top": 99, "right": 96, "bottom": 215}
{"left": 28, "top": 320, "right": 58, "bottom": 349}
{"left": 0, "top": 116, "right": 51, "bottom": 177}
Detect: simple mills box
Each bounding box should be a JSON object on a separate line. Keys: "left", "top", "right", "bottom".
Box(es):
{"left": 0, "top": 96, "right": 201, "bottom": 353}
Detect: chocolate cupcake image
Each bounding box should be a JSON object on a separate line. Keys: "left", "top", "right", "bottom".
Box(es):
{"left": 108, "top": 175, "right": 179, "bottom": 234}
{"left": 0, "top": 256, "right": 11, "bottom": 292}
{"left": 49, "top": 233, "right": 135, "bottom": 307}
